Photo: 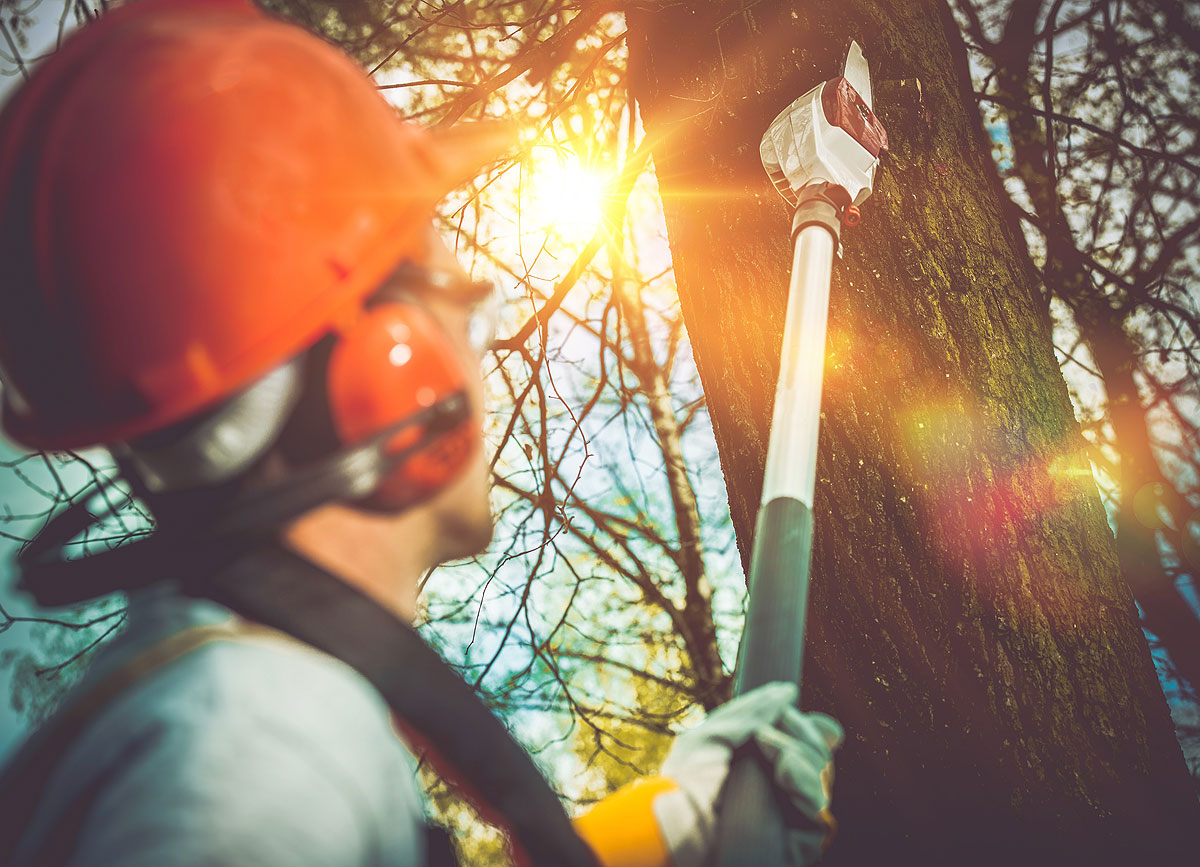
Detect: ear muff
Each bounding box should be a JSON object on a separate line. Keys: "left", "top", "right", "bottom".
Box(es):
{"left": 326, "top": 301, "right": 477, "bottom": 511}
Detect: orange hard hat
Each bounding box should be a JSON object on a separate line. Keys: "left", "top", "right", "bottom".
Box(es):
{"left": 0, "top": 0, "right": 512, "bottom": 450}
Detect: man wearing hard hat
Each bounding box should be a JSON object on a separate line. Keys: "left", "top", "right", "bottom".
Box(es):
{"left": 0, "top": 2, "right": 842, "bottom": 865}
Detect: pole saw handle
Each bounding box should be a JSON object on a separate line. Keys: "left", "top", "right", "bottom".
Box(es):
{"left": 713, "top": 497, "right": 815, "bottom": 866}
{"left": 713, "top": 755, "right": 795, "bottom": 866}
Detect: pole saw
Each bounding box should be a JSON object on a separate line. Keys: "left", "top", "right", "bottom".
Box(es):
{"left": 713, "top": 41, "right": 888, "bottom": 866}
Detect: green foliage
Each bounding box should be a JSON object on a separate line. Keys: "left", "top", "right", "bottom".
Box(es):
{"left": 569, "top": 645, "right": 690, "bottom": 804}
{"left": 421, "top": 766, "right": 514, "bottom": 866}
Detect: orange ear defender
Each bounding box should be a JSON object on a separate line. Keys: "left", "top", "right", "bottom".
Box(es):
{"left": 326, "top": 301, "right": 477, "bottom": 511}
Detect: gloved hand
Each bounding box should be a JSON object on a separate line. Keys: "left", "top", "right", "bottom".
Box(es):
{"left": 653, "top": 681, "right": 842, "bottom": 867}
{"left": 572, "top": 682, "right": 841, "bottom": 867}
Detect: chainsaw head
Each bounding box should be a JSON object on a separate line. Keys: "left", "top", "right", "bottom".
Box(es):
{"left": 760, "top": 41, "right": 888, "bottom": 208}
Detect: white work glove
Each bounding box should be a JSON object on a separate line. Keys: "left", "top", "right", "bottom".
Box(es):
{"left": 653, "top": 681, "right": 842, "bottom": 867}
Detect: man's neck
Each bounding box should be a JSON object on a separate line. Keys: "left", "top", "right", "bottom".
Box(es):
{"left": 281, "top": 503, "right": 431, "bottom": 622}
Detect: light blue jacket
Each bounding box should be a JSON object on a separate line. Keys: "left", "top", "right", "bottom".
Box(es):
{"left": 11, "top": 585, "right": 429, "bottom": 866}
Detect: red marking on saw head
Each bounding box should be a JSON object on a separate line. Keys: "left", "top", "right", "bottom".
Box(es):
{"left": 822, "top": 76, "right": 889, "bottom": 158}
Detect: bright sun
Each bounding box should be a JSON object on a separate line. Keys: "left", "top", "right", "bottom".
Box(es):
{"left": 524, "top": 149, "right": 608, "bottom": 245}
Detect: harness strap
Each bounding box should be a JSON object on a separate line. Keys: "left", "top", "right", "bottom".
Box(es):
{"left": 194, "top": 545, "right": 600, "bottom": 867}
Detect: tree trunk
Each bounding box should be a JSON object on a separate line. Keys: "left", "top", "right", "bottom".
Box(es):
{"left": 626, "top": 1, "right": 1199, "bottom": 863}
{"left": 1076, "top": 303, "right": 1200, "bottom": 698}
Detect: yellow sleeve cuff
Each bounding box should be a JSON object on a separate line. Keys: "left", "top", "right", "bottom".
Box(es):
{"left": 573, "top": 776, "right": 678, "bottom": 867}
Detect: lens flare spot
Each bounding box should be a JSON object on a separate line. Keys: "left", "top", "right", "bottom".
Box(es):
{"left": 389, "top": 343, "right": 413, "bottom": 367}
{"left": 1131, "top": 482, "right": 1172, "bottom": 530}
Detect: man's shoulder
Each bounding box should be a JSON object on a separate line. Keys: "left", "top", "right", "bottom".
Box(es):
{"left": 77, "top": 614, "right": 418, "bottom": 793}
{"left": 78, "top": 587, "right": 394, "bottom": 746}
{"left": 13, "top": 599, "right": 428, "bottom": 866}
{"left": 133, "top": 625, "right": 393, "bottom": 734}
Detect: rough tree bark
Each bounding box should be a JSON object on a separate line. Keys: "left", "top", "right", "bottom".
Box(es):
{"left": 626, "top": 1, "right": 1199, "bottom": 863}
{"left": 984, "top": 0, "right": 1200, "bottom": 699}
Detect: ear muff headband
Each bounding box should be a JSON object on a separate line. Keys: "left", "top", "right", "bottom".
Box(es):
{"left": 116, "top": 357, "right": 306, "bottom": 495}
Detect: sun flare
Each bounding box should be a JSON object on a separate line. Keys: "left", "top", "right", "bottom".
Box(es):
{"left": 524, "top": 149, "right": 608, "bottom": 245}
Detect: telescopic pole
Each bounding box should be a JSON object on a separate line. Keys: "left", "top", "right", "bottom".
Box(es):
{"left": 735, "top": 202, "right": 837, "bottom": 694}
{"left": 712, "top": 40, "right": 887, "bottom": 866}
{"left": 712, "top": 190, "right": 843, "bottom": 867}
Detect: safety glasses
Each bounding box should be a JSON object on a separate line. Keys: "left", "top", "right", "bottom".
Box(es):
{"left": 374, "top": 262, "right": 498, "bottom": 356}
